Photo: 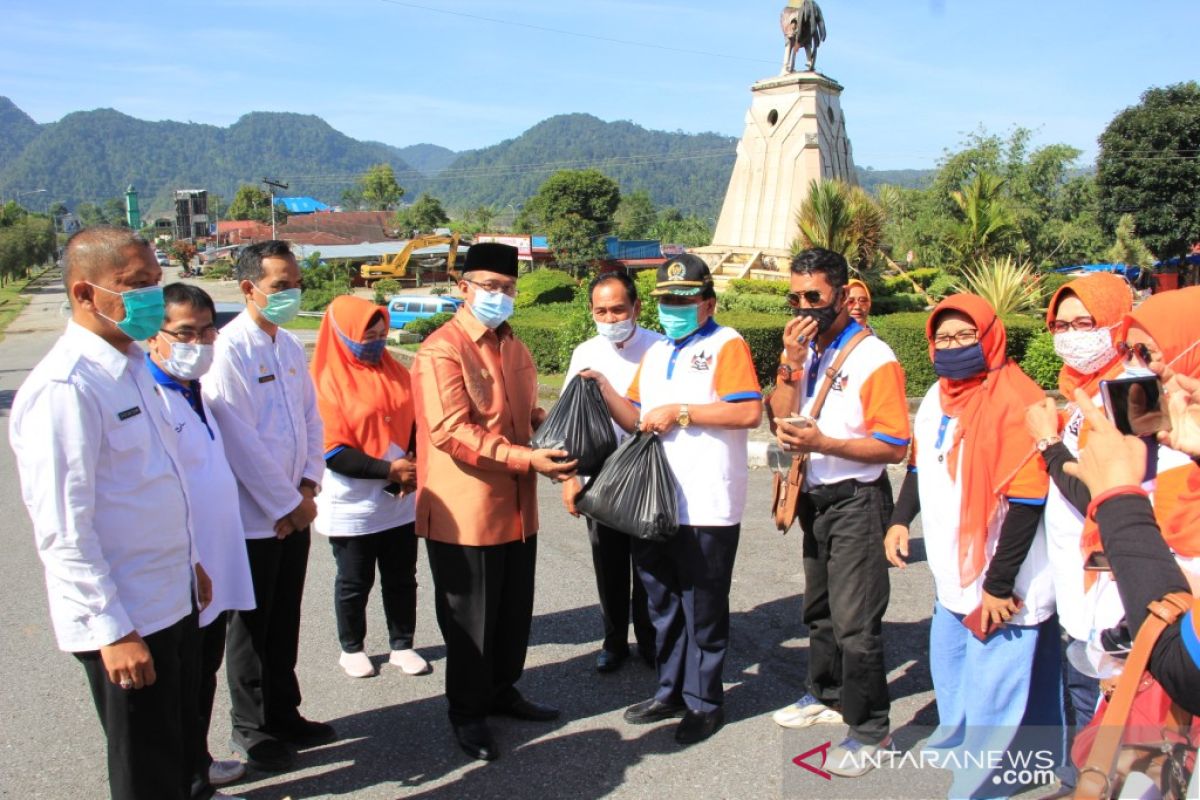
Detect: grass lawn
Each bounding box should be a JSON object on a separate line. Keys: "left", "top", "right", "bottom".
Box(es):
{"left": 0, "top": 285, "right": 31, "bottom": 341}
{"left": 283, "top": 315, "right": 323, "bottom": 331}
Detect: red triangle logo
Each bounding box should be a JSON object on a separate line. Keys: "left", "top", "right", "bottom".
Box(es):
{"left": 792, "top": 741, "right": 833, "bottom": 780}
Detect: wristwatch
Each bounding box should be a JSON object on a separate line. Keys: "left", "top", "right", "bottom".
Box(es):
{"left": 677, "top": 403, "right": 691, "bottom": 429}
{"left": 777, "top": 363, "right": 800, "bottom": 384}
{"left": 1035, "top": 436, "right": 1062, "bottom": 453}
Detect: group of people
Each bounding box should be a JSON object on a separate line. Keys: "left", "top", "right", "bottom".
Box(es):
{"left": 10, "top": 226, "right": 1200, "bottom": 800}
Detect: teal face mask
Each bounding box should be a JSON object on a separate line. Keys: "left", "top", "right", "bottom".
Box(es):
{"left": 90, "top": 283, "right": 165, "bottom": 341}
{"left": 255, "top": 287, "right": 302, "bottom": 325}
{"left": 657, "top": 303, "right": 701, "bottom": 340}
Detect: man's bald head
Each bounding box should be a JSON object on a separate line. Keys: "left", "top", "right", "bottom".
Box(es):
{"left": 63, "top": 226, "right": 153, "bottom": 291}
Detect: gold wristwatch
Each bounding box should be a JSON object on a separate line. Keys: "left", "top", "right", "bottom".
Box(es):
{"left": 677, "top": 403, "right": 691, "bottom": 429}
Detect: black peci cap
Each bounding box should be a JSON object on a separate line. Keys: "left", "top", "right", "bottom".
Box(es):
{"left": 463, "top": 242, "right": 519, "bottom": 277}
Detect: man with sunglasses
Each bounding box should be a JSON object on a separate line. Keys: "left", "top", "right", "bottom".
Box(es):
{"left": 146, "top": 283, "right": 255, "bottom": 799}
{"left": 767, "top": 248, "right": 910, "bottom": 776}
{"left": 412, "top": 242, "right": 578, "bottom": 762}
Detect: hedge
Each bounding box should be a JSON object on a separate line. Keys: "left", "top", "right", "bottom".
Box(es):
{"left": 1020, "top": 331, "right": 1062, "bottom": 390}
{"left": 729, "top": 278, "right": 789, "bottom": 296}
{"left": 514, "top": 269, "right": 577, "bottom": 308}
{"left": 404, "top": 311, "right": 454, "bottom": 338}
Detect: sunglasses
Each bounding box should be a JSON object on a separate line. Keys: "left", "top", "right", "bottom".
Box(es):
{"left": 786, "top": 289, "right": 837, "bottom": 308}
{"left": 1116, "top": 341, "right": 1154, "bottom": 365}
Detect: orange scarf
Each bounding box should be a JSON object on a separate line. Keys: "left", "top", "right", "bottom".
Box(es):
{"left": 311, "top": 295, "right": 414, "bottom": 459}
{"left": 930, "top": 294, "right": 1047, "bottom": 587}
{"left": 1130, "top": 287, "right": 1200, "bottom": 560}
{"left": 1048, "top": 272, "right": 1131, "bottom": 399}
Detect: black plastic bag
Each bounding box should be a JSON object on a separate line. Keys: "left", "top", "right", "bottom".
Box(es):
{"left": 574, "top": 431, "right": 679, "bottom": 542}
{"left": 530, "top": 374, "right": 617, "bottom": 476}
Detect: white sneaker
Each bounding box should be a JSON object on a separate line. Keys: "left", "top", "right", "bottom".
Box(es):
{"left": 208, "top": 758, "right": 245, "bottom": 786}
{"left": 339, "top": 650, "right": 376, "bottom": 678}
{"left": 389, "top": 648, "right": 432, "bottom": 675}
{"left": 771, "top": 693, "right": 844, "bottom": 728}
{"left": 826, "top": 735, "right": 894, "bottom": 778}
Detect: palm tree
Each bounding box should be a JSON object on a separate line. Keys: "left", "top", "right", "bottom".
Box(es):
{"left": 948, "top": 170, "right": 1018, "bottom": 262}
{"left": 792, "top": 179, "right": 886, "bottom": 275}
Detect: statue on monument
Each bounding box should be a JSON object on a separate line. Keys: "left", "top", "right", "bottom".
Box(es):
{"left": 780, "top": 0, "right": 826, "bottom": 74}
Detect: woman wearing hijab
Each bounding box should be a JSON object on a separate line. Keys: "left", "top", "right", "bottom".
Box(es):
{"left": 845, "top": 279, "right": 872, "bottom": 329}
{"left": 311, "top": 295, "right": 431, "bottom": 679}
{"left": 885, "top": 294, "right": 1063, "bottom": 799}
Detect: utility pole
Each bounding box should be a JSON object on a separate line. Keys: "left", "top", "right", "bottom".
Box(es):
{"left": 262, "top": 178, "right": 288, "bottom": 240}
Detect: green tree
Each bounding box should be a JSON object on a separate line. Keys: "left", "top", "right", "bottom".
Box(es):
{"left": 103, "top": 198, "right": 129, "bottom": 228}
{"left": 226, "top": 185, "right": 287, "bottom": 225}
{"left": 359, "top": 163, "right": 404, "bottom": 211}
{"left": 395, "top": 193, "right": 450, "bottom": 235}
{"left": 0, "top": 215, "right": 55, "bottom": 286}
{"left": 519, "top": 169, "right": 620, "bottom": 276}
{"left": 649, "top": 208, "right": 713, "bottom": 247}
{"left": 169, "top": 240, "right": 198, "bottom": 271}
{"left": 1097, "top": 81, "right": 1200, "bottom": 259}
{"left": 614, "top": 190, "right": 658, "bottom": 239}
{"left": 948, "top": 170, "right": 1019, "bottom": 262}
{"left": 1107, "top": 214, "right": 1156, "bottom": 267}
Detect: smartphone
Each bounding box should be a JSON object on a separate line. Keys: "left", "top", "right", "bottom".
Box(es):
{"left": 778, "top": 416, "right": 813, "bottom": 428}
{"left": 383, "top": 482, "right": 403, "bottom": 497}
{"left": 1100, "top": 375, "right": 1171, "bottom": 437}
{"left": 1083, "top": 551, "right": 1111, "bottom": 572}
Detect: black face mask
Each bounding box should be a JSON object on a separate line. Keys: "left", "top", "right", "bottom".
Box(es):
{"left": 792, "top": 298, "right": 843, "bottom": 336}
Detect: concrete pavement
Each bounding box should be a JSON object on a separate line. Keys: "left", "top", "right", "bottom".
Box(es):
{"left": 0, "top": 279, "right": 969, "bottom": 800}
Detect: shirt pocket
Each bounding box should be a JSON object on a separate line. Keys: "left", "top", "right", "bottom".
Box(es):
{"left": 106, "top": 418, "right": 148, "bottom": 452}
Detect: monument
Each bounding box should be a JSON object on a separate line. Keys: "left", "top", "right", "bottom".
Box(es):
{"left": 695, "top": 0, "right": 857, "bottom": 287}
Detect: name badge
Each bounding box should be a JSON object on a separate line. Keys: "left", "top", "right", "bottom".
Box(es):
{"left": 258, "top": 374, "right": 277, "bottom": 384}
{"left": 117, "top": 406, "right": 142, "bottom": 421}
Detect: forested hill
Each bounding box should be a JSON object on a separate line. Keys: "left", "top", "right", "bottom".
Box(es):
{"left": 0, "top": 99, "right": 931, "bottom": 218}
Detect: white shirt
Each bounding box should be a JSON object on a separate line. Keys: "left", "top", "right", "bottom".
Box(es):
{"left": 315, "top": 442, "right": 416, "bottom": 536}
{"left": 628, "top": 320, "right": 761, "bottom": 527}
{"left": 146, "top": 356, "right": 256, "bottom": 626}
{"left": 203, "top": 310, "right": 325, "bottom": 539}
{"left": 913, "top": 383, "right": 1055, "bottom": 626}
{"left": 564, "top": 325, "right": 664, "bottom": 477}
{"left": 10, "top": 322, "right": 197, "bottom": 652}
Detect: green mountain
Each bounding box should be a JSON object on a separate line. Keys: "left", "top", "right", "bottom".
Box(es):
{"left": 856, "top": 166, "right": 934, "bottom": 192}
{"left": 0, "top": 98, "right": 932, "bottom": 221}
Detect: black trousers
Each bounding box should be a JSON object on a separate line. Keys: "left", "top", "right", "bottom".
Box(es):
{"left": 77, "top": 613, "right": 203, "bottom": 800}
{"left": 425, "top": 536, "right": 537, "bottom": 724}
{"left": 799, "top": 479, "right": 892, "bottom": 744}
{"left": 194, "top": 612, "right": 227, "bottom": 794}
{"left": 226, "top": 528, "right": 311, "bottom": 748}
{"left": 633, "top": 523, "right": 740, "bottom": 714}
{"left": 329, "top": 523, "right": 419, "bottom": 652}
{"left": 587, "top": 518, "right": 655, "bottom": 656}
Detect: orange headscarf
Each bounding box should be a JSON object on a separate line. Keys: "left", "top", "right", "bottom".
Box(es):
{"left": 311, "top": 295, "right": 414, "bottom": 459}
{"left": 1128, "top": 287, "right": 1200, "bottom": 560}
{"left": 846, "top": 278, "right": 872, "bottom": 302}
{"left": 929, "top": 294, "right": 1048, "bottom": 587}
{"left": 1048, "top": 273, "right": 1131, "bottom": 399}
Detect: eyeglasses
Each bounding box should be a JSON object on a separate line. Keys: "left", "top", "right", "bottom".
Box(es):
{"left": 465, "top": 279, "right": 518, "bottom": 297}
{"left": 786, "top": 290, "right": 832, "bottom": 308}
{"left": 159, "top": 325, "right": 219, "bottom": 344}
{"left": 1116, "top": 341, "right": 1154, "bottom": 365}
{"left": 1048, "top": 317, "right": 1098, "bottom": 333}
{"left": 845, "top": 297, "right": 870, "bottom": 307}
{"left": 931, "top": 330, "right": 980, "bottom": 349}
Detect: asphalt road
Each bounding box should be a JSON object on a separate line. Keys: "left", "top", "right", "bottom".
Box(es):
{"left": 0, "top": 280, "right": 964, "bottom": 800}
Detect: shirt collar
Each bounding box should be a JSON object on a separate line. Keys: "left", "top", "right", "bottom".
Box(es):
{"left": 144, "top": 351, "right": 197, "bottom": 395}
{"left": 64, "top": 320, "right": 138, "bottom": 379}
{"left": 672, "top": 316, "right": 719, "bottom": 350}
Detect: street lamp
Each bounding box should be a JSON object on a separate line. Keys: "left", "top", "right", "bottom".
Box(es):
{"left": 13, "top": 188, "right": 46, "bottom": 208}
{"left": 262, "top": 178, "right": 288, "bottom": 239}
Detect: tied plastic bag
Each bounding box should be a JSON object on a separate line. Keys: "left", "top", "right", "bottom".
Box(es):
{"left": 574, "top": 431, "right": 679, "bottom": 542}
{"left": 530, "top": 374, "right": 617, "bottom": 476}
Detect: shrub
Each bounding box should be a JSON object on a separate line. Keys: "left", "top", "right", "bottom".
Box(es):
{"left": 202, "top": 261, "right": 232, "bottom": 281}
{"left": 715, "top": 310, "right": 786, "bottom": 388}
{"left": 1020, "top": 331, "right": 1062, "bottom": 390}
{"left": 718, "top": 291, "right": 790, "bottom": 314}
{"left": 1039, "top": 272, "right": 1073, "bottom": 306}
{"left": 956, "top": 256, "right": 1043, "bottom": 317}
{"left": 871, "top": 293, "right": 926, "bottom": 315}
{"left": 927, "top": 271, "right": 958, "bottom": 300}
{"left": 404, "top": 311, "right": 454, "bottom": 339}
{"left": 373, "top": 279, "right": 401, "bottom": 305}
{"left": 509, "top": 302, "right": 577, "bottom": 372}
{"left": 729, "top": 278, "right": 789, "bottom": 296}
{"left": 300, "top": 287, "right": 341, "bottom": 312}
{"left": 634, "top": 268, "right": 662, "bottom": 333}
{"left": 514, "top": 269, "right": 577, "bottom": 308}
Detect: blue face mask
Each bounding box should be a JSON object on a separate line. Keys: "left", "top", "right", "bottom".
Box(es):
{"left": 255, "top": 287, "right": 302, "bottom": 325}
{"left": 933, "top": 343, "right": 988, "bottom": 380}
{"left": 470, "top": 289, "right": 515, "bottom": 329}
{"left": 90, "top": 283, "right": 165, "bottom": 341}
{"left": 658, "top": 303, "right": 700, "bottom": 340}
{"left": 340, "top": 334, "right": 387, "bottom": 364}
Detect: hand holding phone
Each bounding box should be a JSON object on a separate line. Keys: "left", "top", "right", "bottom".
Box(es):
{"left": 1100, "top": 375, "right": 1171, "bottom": 436}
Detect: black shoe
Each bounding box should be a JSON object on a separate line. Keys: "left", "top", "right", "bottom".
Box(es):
{"left": 492, "top": 696, "right": 561, "bottom": 722}
{"left": 596, "top": 649, "right": 627, "bottom": 673}
{"left": 453, "top": 719, "right": 498, "bottom": 761}
{"left": 269, "top": 717, "right": 337, "bottom": 748}
{"left": 230, "top": 737, "right": 294, "bottom": 772}
{"left": 637, "top": 645, "right": 656, "bottom": 667}
{"left": 623, "top": 698, "right": 687, "bottom": 725}
{"left": 675, "top": 708, "right": 724, "bottom": 745}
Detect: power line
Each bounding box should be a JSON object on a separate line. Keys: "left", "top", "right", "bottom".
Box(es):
{"left": 376, "top": 0, "right": 777, "bottom": 66}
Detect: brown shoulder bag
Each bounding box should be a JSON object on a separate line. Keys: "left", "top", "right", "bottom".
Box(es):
{"left": 771, "top": 329, "right": 871, "bottom": 533}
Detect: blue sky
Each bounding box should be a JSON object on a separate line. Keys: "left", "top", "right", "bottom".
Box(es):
{"left": 3, "top": 0, "right": 1197, "bottom": 169}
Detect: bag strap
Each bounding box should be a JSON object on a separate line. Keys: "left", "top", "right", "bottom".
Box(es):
{"left": 808, "top": 328, "right": 872, "bottom": 421}
{"left": 1075, "top": 592, "right": 1194, "bottom": 800}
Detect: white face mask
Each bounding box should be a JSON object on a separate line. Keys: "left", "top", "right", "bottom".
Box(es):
{"left": 596, "top": 318, "right": 636, "bottom": 343}
{"left": 1053, "top": 328, "right": 1117, "bottom": 375}
{"left": 162, "top": 342, "right": 214, "bottom": 381}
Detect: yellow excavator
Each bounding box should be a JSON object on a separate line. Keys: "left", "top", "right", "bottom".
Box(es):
{"left": 360, "top": 234, "right": 461, "bottom": 285}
